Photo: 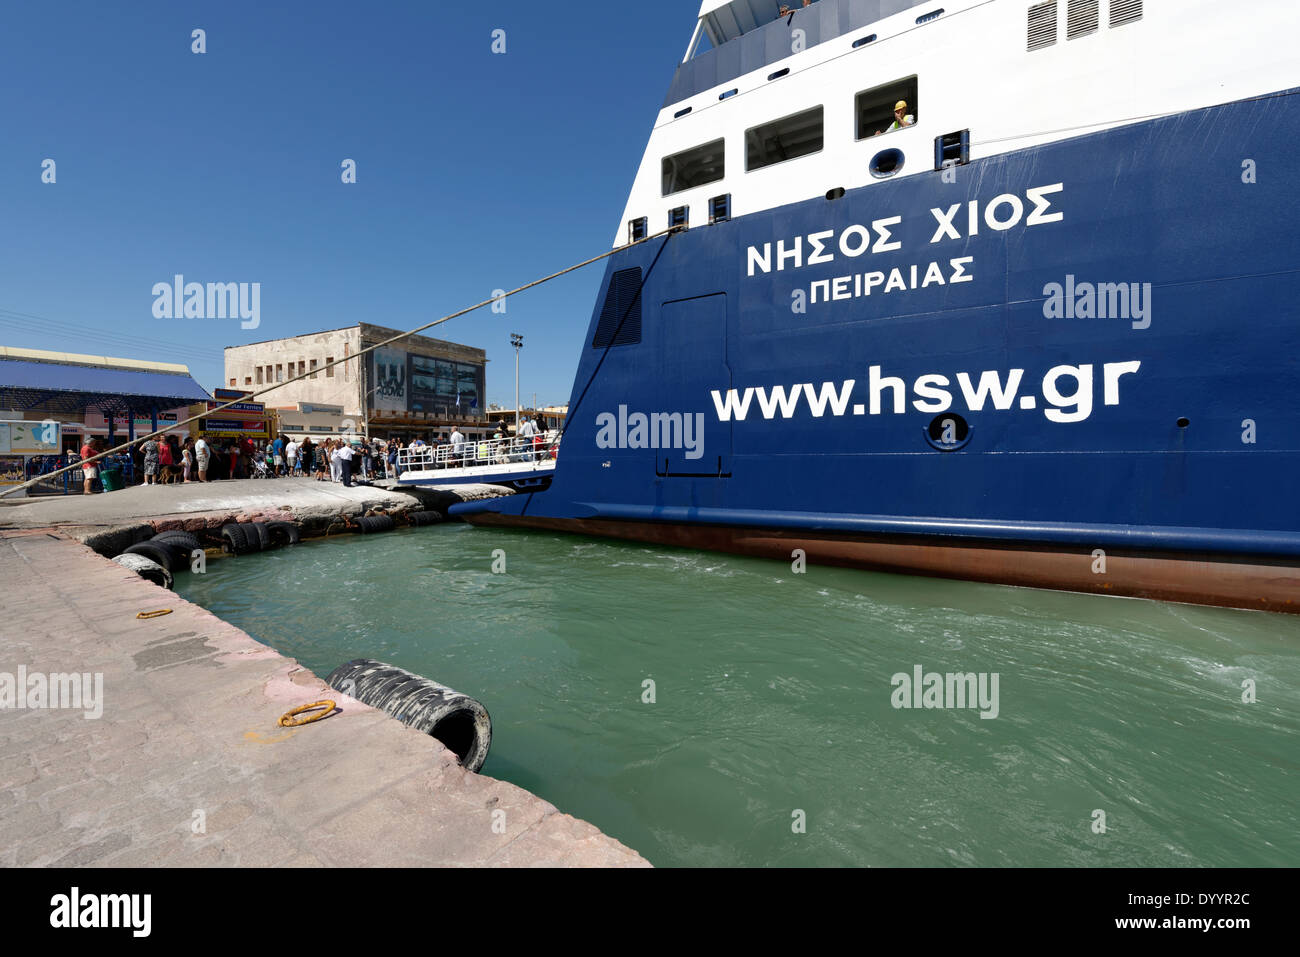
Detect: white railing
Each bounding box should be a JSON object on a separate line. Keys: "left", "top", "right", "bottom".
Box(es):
{"left": 394, "top": 432, "right": 560, "bottom": 475}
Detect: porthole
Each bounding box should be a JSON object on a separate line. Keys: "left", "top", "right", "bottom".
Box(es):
{"left": 826, "top": 187, "right": 845, "bottom": 201}
{"left": 870, "top": 148, "right": 905, "bottom": 179}
{"left": 925, "top": 413, "right": 971, "bottom": 451}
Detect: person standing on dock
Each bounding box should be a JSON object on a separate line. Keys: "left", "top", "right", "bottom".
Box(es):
{"left": 329, "top": 440, "right": 342, "bottom": 483}
{"left": 141, "top": 437, "right": 159, "bottom": 486}
{"left": 286, "top": 437, "right": 299, "bottom": 476}
{"left": 181, "top": 438, "right": 193, "bottom": 483}
{"left": 195, "top": 436, "right": 209, "bottom": 482}
{"left": 79, "top": 437, "right": 99, "bottom": 495}
{"left": 336, "top": 441, "right": 355, "bottom": 487}
{"left": 299, "top": 436, "right": 314, "bottom": 477}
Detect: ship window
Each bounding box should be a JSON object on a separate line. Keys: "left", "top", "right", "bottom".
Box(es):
{"left": 592, "top": 268, "right": 643, "bottom": 349}
{"left": 745, "top": 105, "right": 824, "bottom": 172}
{"left": 1067, "top": 0, "right": 1099, "bottom": 38}
{"left": 674, "top": 106, "right": 692, "bottom": 118}
{"left": 661, "top": 138, "right": 725, "bottom": 196}
{"left": 668, "top": 205, "right": 689, "bottom": 229}
{"left": 852, "top": 34, "right": 877, "bottom": 48}
{"left": 916, "top": 8, "right": 944, "bottom": 24}
{"left": 768, "top": 67, "right": 790, "bottom": 81}
{"left": 1027, "top": 1, "right": 1057, "bottom": 50}
{"left": 719, "top": 88, "right": 738, "bottom": 100}
{"left": 855, "top": 77, "right": 918, "bottom": 140}
{"left": 1109, "top": 0, "right": 1141, "bottom": 26}
{"left": 934, "top": 130, "right": 970, "bottom": 169}
{"left": 709, "top": 194, "right": 731, "bottom": 223}
{"left": 628, "top": 217, "right": 648, "bottom": 243}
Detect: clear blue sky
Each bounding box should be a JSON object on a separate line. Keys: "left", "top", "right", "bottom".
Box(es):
{"left": 0, "top": 1, "right": 695, "bottom": 408}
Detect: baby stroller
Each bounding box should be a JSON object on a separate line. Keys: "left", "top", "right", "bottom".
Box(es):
{"left": 250, "top": 455, "right": 273, "bottom": 479}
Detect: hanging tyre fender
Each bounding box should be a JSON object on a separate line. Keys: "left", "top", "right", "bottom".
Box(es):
{"left": 113, "top": 553, "right": 174, "bottom": 590}
{"left": 122, "top": 540, "right": 183, "bottom": 573}
{"left": 247, "top": 522, "right": 271, "bottom": 550}
{"left": 265, "top": 521, "right": 301, "bottom": 547}
{"left": 220, "top": 524, "right": 255, "bottom": 555}
{"left": 151, "top": 530, "right": 200, "bottom": 553}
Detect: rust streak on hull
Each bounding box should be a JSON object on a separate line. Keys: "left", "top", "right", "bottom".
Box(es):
{"left": 462, "top": 512, "right": 1300, "bottom": 614}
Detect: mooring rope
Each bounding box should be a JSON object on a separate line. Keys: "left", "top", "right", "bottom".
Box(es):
{"left": 0, "top": 227, "right": 680, "bottom": 498}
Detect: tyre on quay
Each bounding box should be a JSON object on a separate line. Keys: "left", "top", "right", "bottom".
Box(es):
{"left": 265, "top": 521, "right": 301, "bottom": 547}
{"left": 113, "top": 552, "right": 174, "bottom": 590}
{"left": 220, "top": 524, "right": 260, "bottom": 555}
{"left": 149, "top": 531, "right": 202, "bottom": 567}
{"left": 122, "top": 540, "right": 184, "bottom": 573}
{"left": 355, "top": 515, "right": 395, "bottom": 534}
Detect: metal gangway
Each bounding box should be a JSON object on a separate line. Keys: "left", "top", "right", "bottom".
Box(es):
{"left": 393, "top": 431, "right": 560, "bottom": 480}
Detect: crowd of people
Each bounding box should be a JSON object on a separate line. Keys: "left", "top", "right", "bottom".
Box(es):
{"left": 388, "top": 418, "right": 557, "bottom": 476}
{"left": 74, "top": 419, "right": 559, "bottom": 494}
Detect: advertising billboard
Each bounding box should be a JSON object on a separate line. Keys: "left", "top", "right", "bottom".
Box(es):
{"left": 0, "top": 455, "right": 25, "bottom": 486}
{"left": 0, "top": 420, "right": 60, "bottom": 454}
{"left": 408, "top": 355, "right": 482, "bottom": 416}
{"left": 372, "top": 347, "right": 408, "bottom": 413}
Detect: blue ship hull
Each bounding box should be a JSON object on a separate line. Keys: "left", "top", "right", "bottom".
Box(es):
{"left": 457, "top": 88, "right": 1300, "bottom": 612}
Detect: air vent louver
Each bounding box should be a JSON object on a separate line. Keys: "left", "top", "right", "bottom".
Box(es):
{"left": 1110, "top": 0, "right": 1142, "bottom": 26}
{"left": 592, "top": 268, "right": 643, "bottom": 349}
{"left": 1067, "top": 0, "right": 1099, "bottom": 38}
{"left": 1027, "top": 0, "right": 1057, "bottom": 51}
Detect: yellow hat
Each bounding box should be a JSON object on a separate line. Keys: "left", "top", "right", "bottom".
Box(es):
{"left": 895, "top": 100, "right": 909, "bottom": 111}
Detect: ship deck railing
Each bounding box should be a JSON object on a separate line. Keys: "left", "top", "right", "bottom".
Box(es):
{"left": 394, "top": 432, "right": 560, "bottom": 477}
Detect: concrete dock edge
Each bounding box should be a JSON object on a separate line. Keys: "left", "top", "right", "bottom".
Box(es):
{"left": 0, "top": 531, "right": 649, "bottom": 867}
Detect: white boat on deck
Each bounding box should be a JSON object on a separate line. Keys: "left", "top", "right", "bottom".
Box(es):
{"left": 394, "top": 432, "right": 560, "bottom": 491}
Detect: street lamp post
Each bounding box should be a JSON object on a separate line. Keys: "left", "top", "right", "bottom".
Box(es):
{"left": 511, "top": 333, "right": 523, "bottom": 433}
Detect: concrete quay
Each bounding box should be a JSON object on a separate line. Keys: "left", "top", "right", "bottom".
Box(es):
{"left": 0, "top": 531, "right": 648, "bottom": 867}
{"left": 0, "top": 477, "right": 513, "bottom": 556}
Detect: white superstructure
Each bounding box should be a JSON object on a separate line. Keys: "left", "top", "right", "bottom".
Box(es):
{"left": 615, "top": 0, "right": 1300, "bottom": 244}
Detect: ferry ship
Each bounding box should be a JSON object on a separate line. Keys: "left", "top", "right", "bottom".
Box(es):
{"left": 452, "top": 0, "right": 1300, "bottom": 613}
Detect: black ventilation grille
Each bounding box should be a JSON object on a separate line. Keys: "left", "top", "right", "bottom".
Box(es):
{"left": 1028, "top": 0, "right": 1057, "bottom": 50}
{"left": 592, "top": 268, "right": 643, "bottom": 348}
{"left": 1110, "top": 0, "right": 1142, "bottom": 25}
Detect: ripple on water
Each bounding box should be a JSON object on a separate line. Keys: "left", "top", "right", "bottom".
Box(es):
{"left": 176, "top": 524, "right": 1300, "bottom": 867}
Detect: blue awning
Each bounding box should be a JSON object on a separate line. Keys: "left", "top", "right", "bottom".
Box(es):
{"left": 0, "top": 359, "right": 212, "bottom": 414}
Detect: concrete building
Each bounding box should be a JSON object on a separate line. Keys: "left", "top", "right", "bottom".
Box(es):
{"left": 224, "top": 323, "right": 489, "bottom": 442}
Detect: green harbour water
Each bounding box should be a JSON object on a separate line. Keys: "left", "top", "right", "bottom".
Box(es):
{"left": 175, "top": 523, "right": 1300, "bottom": 867}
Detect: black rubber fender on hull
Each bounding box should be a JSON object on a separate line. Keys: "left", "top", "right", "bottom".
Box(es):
{"left": 325, "top": 658, "right": 492, "bottom": 772}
